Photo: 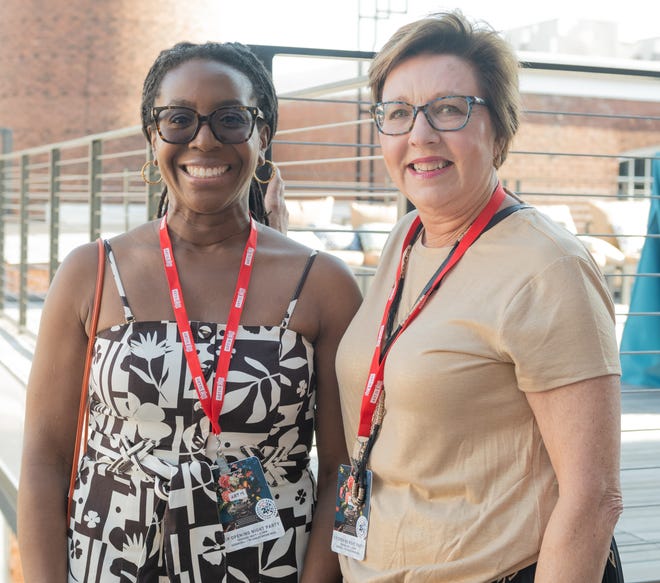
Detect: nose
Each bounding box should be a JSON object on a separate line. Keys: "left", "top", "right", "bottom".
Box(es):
{"left": 189, "top": 119, "right": 221, "bottom": 150}
{"left": 408, "top": 108, "right": 440, "bottom": 145}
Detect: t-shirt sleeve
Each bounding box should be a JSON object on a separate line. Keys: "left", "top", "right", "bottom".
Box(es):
{"left": 500, "top": 254, "right": 621, "bottom": 392}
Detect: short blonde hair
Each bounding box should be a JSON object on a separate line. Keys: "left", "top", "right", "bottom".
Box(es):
{"left": 368, "top": 11, "right": 521, "bottom": 168}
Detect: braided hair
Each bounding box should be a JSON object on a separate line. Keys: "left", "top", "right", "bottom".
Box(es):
{"left": 140, "top": 41, "right": 278, "bottom": 223}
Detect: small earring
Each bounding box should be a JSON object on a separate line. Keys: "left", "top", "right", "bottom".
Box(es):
{"left": 141, "top": 160, "right": 162, "bottom": 185}
{"left": 253, "top": 160, "right": 277, "bottom": 184}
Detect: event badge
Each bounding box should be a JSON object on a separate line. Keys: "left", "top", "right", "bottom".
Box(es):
{"left": 331, "top": 464, "right": 372, "bottom": 560}
{"left": 213, "top": 456, "right": 285, "bottom": 551}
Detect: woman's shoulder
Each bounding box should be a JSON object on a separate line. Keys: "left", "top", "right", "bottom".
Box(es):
{"left": 256, "top": 224, "right": 359, "bottom": 286}
{"left": 55, "top": 239, "right": 104, "bottom": 284}
{"left": 501, "top": 206, "right": 594, "bottom": 259}
{"left": 42, "top": 239, "right": 105, "bottom": 328}
{"left": 104, "top": 221, "right": 159, "bottom": 250}
{"left": 373, "top": 210, "right": 418, "bottom": 264}
{"left": 256, "top": 226, "right": 362, "bottom": 332}
{"left": 54, "top": 222, "right": 159, "bottom": 293}
{"left": 487, "top": 206, "right": 608, "bottom": 290}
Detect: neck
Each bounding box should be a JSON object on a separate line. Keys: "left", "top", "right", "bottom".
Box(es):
{"left": 419, "top": 177, "right": 500, "bottom": 248}
{"left": 420, "top": 221, "right": 472, "bottom": 248}
{"left": 163, "top": 207, "right": 252, "bottom": 249}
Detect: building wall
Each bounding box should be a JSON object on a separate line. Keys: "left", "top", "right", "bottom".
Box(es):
{"left": 275, "top": 99, "right": 372, "bottom": 184}
{"left": 503, "top": 94, "right": 659, "bottom": 195}
{"left": 0, "top": 0, "right": 231, "bottom": 151}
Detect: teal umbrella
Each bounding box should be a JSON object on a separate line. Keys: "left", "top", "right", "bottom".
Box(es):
{"left": 620, "top": 153, "right": 660, "bottom": 388}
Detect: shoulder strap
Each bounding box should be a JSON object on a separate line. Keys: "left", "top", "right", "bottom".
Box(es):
{"left": 67, "top": 238, "right": 105, "bottom": 525}
{"left": 104, "top": 240, "right": 135, "bottom": 324}
{"left": 280, "top": 250, "right": 318, "bottom": 329}
{"left": 487, "top": 203, "right": 529, "bottom": 229}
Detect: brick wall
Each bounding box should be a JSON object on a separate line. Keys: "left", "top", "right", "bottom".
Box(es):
{"left": 276, "top": 99, "right": 371, "bottom": 183}
{"left": 502, "top": 94, "right": 660, "bottom": 195}
{"left": 0, "top": 0, "right": 241, "bottom": 151}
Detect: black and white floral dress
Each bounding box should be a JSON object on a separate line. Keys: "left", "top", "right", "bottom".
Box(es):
{"left": 68, "top": 242, "right": 319, "bottom": 582}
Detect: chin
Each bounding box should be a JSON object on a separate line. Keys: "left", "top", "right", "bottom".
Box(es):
{"left": 408, "top": 189, "right": 454, "bottom": 210}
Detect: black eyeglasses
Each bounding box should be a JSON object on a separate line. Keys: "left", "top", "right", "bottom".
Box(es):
{"left": 370, "top": 95, "right": 487, "bottom": 135}
{"left": 151, "top": 105, "right": 264, "bottom": 145}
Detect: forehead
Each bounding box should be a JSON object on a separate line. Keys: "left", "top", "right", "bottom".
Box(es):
{"left": 382, "top": 53, "right": 480, "bottom": 101}
{"left": 156, "top": 59, "right": 255, "bottom": 107}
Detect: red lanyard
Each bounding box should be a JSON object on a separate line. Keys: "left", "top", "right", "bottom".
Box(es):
{"left": 356, "top": 184, "right": 506, "bottom": 437}
{"left": 159, "top": 215, "right": 257, "bottom": 435}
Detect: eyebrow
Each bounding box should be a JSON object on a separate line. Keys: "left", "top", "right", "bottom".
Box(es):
{"left": 158, "top": 99, "right": 248, "bottom": 109}
{"left": 380, "top": 94, "right": 466, "bottom": 103}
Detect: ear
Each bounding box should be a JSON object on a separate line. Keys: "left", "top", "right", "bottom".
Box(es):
{"left": 493, "top": 137, "right": 505, "bottom": 167}
{"left": 148, "top": 126, "right": 159, "bottom": 158}
{"left": 257, "top": 122, "right": 271, "bottom": 166}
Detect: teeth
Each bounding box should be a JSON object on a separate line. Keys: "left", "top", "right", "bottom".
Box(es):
{"left": 186, "top": 165, "right": 229, "bottom": 178}
{"left": 412, "top": 161, "right": 450, "bottom": 171}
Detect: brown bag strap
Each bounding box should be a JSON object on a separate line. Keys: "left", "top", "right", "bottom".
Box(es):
{"left": 66, "top": 238, "right": 105, "bottom": 525}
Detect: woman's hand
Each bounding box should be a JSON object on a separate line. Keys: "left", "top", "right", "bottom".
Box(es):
{"left": 264, "top": 164, "right": 288, "bottom": 235}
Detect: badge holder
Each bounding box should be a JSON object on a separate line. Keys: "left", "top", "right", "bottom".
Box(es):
{"left": 333, "top": 388, "right": 384, "bottom": 560}
{"left": 331, "top": 463, "right": 373, "bottom": 560}
{"left": 215, "top": 447, "right": 231, "bottom": 476}
{"left": 213, "top": 455, "right": 285, "bottom": 552}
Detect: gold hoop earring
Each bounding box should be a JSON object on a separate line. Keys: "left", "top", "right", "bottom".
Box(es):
{"left": 141, "top": 160, "right": 162, "bottom": 185}
{"left": 253, "top": 160, "right": 276, "bottom": 184}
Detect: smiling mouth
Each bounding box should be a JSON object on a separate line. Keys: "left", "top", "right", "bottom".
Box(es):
{"left": 184, "top": 165, "right": 230, "bottom": 178}
{"left": 410, "top": 160, "right": 452, "bottom": 172}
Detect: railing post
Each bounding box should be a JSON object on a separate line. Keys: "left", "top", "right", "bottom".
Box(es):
{"left": 0, "top": 128, "right": 11, "bottom": 155}
{"left": 49, "top": 148, "right": 61, "bottom": 284}
{"left": 89, "top": 139, "right": 102, "bottom": 241}
{"left": 145, "top": 144, "right": 161, "bottom": 220}
{"left": 19, "top": 154, "right": 29, "bottom": 331}
{"left": 123, "top": 168, "right": 130, "bottom": 232}
{"left": 0, "top": 157, "right": 5, "bottom": 313}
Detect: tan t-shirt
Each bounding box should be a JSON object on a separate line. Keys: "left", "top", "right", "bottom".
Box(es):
{"left": 336, "top": 207, "right": 621, "bottom": 583}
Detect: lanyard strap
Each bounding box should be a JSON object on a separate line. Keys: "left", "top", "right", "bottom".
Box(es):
{"left": 356, "top": 183, "right": 507, "bottom": 438}
{"left": 159, "top": 215, "right": 257, "bottom": 435}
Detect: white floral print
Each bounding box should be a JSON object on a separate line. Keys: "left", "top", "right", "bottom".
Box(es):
{"left": 67, "top": 244, "right": 319, "bottom": 582}
{"left": 83, "top": 510, "right": 101, "bottom": 528}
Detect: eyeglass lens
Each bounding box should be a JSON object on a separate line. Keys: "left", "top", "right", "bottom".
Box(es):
{"left": 376, "top": 96, "right": 474, "bottom": 134}
{"left": 156, "top": 107, "right": 256, "bottom": 144}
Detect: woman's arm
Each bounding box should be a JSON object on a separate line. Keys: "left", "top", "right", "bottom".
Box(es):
{"left": 17, "top": 243, "right": 99, "bottom": 583}
{"left": 299, "top": 254, "right": 362, "bottom": 583}
{"left": 526, "top": 374, "right": 623, "bottom": 583}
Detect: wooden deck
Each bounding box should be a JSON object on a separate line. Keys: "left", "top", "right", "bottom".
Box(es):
{"left": 617, "top": 386, "right": 660, "bottom": 582}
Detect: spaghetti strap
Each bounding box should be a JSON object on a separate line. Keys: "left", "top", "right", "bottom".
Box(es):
{"left": 280, "top": 251, "right": 318, "bottom": 329}
{"left": 103, "top": 240, "right": 136, "bottom": 324}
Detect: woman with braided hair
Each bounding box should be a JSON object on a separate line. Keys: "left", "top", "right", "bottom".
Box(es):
{"left": 18, "top": 41, "right": 359, "bottom": 582}
{"left": 144, "top": 42, "right": 289, "bottom": 235}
